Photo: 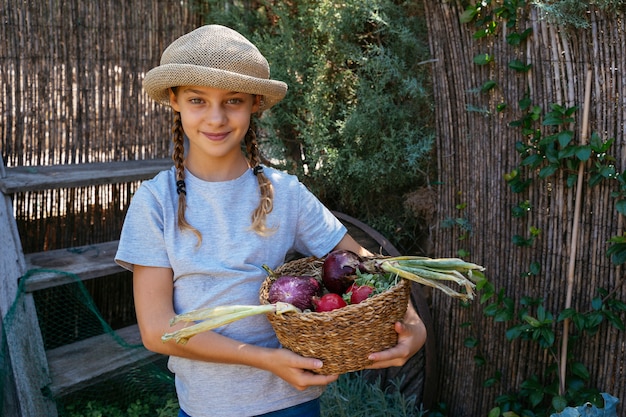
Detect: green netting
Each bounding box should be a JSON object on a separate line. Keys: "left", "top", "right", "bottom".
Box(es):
{"left": 1, "top": 269, "right": 178, "bottom": 417}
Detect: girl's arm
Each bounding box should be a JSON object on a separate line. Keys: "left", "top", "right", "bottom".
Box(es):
{"left": 332, "top": 233, "right": 374, "bottom": 257}
{"left": 133, "top": 265, "right": 338, "bottom": 390}
{"left": 332, "top": 232, "right": 428, "bottom": 368}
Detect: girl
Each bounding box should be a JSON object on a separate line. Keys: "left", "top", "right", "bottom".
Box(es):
{"left": 115, "top": 24, "right": 426, "bottom": 417}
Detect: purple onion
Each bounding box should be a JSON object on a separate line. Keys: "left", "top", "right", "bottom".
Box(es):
{"left": 322, "top": 250, "right": 364, "bottom": 294}
{"left": 268, "top": 275, "right": 322, "bottom": 310}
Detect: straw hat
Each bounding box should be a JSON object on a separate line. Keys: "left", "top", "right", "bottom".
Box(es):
{"left": 143, "top": 25, "right": 288, "bottom": 110}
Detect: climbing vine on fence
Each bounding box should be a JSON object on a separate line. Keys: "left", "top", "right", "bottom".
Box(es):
{"left": 458, "top": 1, "right": 626, "bottom": 416}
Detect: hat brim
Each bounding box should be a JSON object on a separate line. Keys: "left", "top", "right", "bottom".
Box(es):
{"left": 143, "top": 63, "right": 288, "bottom": 110}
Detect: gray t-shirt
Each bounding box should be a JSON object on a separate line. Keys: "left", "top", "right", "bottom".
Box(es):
{"left": 115, "top": 166, "right": 346, "bottom": 417}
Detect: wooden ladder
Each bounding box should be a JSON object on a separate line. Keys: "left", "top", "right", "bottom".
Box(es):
{"left": 0, "top": 158, "right": 171, "bottom": 417}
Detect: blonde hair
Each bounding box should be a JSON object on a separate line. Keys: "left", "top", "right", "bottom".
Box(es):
{"left": 244, "top": 119, "right": 275, "bottom": 236}
{"left": 171, "top": 112, "right": 275, "bottom": 246}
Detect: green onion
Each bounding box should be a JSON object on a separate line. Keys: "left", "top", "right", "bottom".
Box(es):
{"left": 371, "top": 257, "right": 485, "bottom": 302}
{"left": 162, "top": 302, "right": 300, "bottom": 344}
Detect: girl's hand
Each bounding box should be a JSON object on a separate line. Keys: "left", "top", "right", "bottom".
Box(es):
{"left": 264, "top": 348, "right": 339, "bottom": 391}
{"left": 365, "top": 302, "right": 427, "bottom": 369}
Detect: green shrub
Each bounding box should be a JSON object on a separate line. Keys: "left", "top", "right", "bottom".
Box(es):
{"left": 321, "top": 373, "right": 426, "bottom": 417}
{"left": 192, "top": 0, "right": 435, "bottom": 253}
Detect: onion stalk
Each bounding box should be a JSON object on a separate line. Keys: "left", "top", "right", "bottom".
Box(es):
{"left": 364, "top": 257, "right": 485, "bottom": 302}
{"left": 162, "top": 302, "right": 300, "bottom": 344}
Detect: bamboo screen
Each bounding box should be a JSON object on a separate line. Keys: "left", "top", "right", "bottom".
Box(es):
{"left": 1, "top": 0, "right": 205, "bottom": 251}
{"left": 1, "top": 1, "right": 207, "bottom": 332}
{"left": 425, "top": 3, "right": 625, "bottom": 415}
{"left": 1, "top": 0, "right": 206, "bottom": 166}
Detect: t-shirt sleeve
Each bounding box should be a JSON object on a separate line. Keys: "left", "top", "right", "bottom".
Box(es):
{"left": 115, "top": 184, "right": 171, "bottom": 272}
{"left": 292, "top": 181, "right": 347, "bottom": 258}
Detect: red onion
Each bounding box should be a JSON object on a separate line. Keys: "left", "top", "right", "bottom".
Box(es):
{"left": 268, "top": 275, "right": 322, "bottom": 311}
{"left": 322, "top": 250, "right": 364, "bottom": 294}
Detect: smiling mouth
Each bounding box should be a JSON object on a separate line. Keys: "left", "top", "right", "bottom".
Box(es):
{"left": 204, "top": 132, "right": 229, "bottom": 141}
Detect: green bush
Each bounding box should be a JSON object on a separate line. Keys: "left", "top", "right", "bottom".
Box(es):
{"left": 192, "top": 0, "right": 435, "bottom": 253}
{"left": 61, "top": 373, "right": 424, "bottom": 417}
{"left": 321, "top": 373, "right": 426, "bottom": 417}
{"left": 61, "top": 393, "right": 179, "bottom": 417}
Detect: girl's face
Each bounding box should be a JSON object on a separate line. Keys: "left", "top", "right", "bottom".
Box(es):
{"left": 169, "top": 85, "right": 260, "bottom": 177}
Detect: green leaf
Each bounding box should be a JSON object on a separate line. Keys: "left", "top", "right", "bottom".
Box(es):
{"left": 539, "top": 164, "right": 559, "bottom": 178}
{"left": 509, "top": 177, "right": 532, "bottom": 193}
{"left": 506, "top": 32, "right": 522, "bottom": 45}
{"left": 557, "top": 130, "right": 573, "bottom": 147}
{"left": 576, "top": 146, "right": 592, "bottom": 161}
{"left": 529, "top": 261, "right": 541, "bottom": 275}
{"left": 474, "top": 53, "right": 494, "bottom": 65}
{"left": 544, "top": 146, "right": 560, "bottom": 163}
{"left": 565, "top": 105, "right": 579, "bottom": 116}
{"left": 595, "top": 163, "right": 616, "bottom": 179}
{"left": 481, "top": 79, "right": 497, "bottom": 92}
{"left": 607, "top": 242, "right": 626, "bottom": 265}
{"left": 552, "top": 395, "right": 568, "bottom": 412}
{"left": 558, "top": 308, "right": 576, "bottom": 321}
{"left": 540, "top": 327, "right": 555, "bottom": 347}
{"left": 536, "top": 305, "right": 550, "bottom": 322}
{"left": 521, "top": 153, "right": 542, "bottom": 167}
{"left": 567, "top": 174, "right": 578, "bottom": 188}
{"left": 505, "top": 29, "right": 533, "bottom": 46}
{"left": 506, "top": 325, "right": 525, "bottom": 340}
{"left": 460, "top": 7, "right": 478, "bottom": 23}
{"left": 608, "top": 297, "right": 626, "bottom": 311}
{"left": 473, "top": 29, "right": 490, "bottom": 40}
{"left": 529, "top": 390, "right": 544, "bottom": 407}
{"left": 589, "top": 131, "right": 606, "bottom": 151}
{"left": 495, "top": 308, "right": 512, "bottom": 322}
{"left": 508, "top": 59, "right": 532, "bottom": 72}
{"left": 608, "top": 234, "right": 626, "bottom": 243}
{"left": 483, "top": 303, "right": 498, "bottom": 316}
{"left": 464, "top": 337, "right": 479, "bottom": 348}
{"left": 512, "top": 234, "right": 533, "bottom": 247}
{"left": 591, "top": 297, "right": 602, "bottom": 310}
{"left": 474, "top": 355, "right": 486, "bottom": 366}
{"left": 585, "top": 312, "right": 603, "bottom": 330}
{"left": 604, "top": 311, "right": 625, "bottom": 331}
{"left": 558, "top": 146, "right": 577, "bottom": 159}
{"left": 519, "top": 96, "right": 532, "bottom": 110}
{"left": 616, "top": 200, "right": 626, "bottom": 215}
{"left": 542, "top": 115, "right": 563, "bottom": 126}
{"left": 572, "top": 312, "right": 586, "bottom": 331}
{"left": 570, "top": 362, "right": 590, "bottom": 380}
{"left": 487, "top": 407, "right": 500, "bottom": 417}
{"left": 523, "top": 315, "right": 541, "bottom": 327}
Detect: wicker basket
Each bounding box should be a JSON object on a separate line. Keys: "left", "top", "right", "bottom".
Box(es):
{"left": 259, "top": 256, "right": 411, "bottom": 375}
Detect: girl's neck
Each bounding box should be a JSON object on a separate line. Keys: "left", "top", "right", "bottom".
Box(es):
{"left": 185, "top": 153, "right": 249, "bottom": 182}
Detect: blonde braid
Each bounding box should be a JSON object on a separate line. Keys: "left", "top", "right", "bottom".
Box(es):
{"left": 172, "top": 111, "right": 202, "bottom": 245}
{"left": 245, "top": 120, "right": 275, "bottom": 236}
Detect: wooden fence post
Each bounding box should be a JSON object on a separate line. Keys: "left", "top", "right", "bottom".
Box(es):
{"left": 1, "top": 160, "right": 58, "bottom": 416}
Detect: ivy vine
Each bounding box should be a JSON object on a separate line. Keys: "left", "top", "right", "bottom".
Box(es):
{"left": 451, "top": 1, "right": 626, "bottom": 416}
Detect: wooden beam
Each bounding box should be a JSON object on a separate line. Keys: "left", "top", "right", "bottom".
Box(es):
{"left": 46, "top": 324, "right": 162, "bottom": 398}
{"left": 0, "top": 158, "right": 172, "bottom": 194}
{"left": 23, "top": 241, "right": 124, "bottom": 292}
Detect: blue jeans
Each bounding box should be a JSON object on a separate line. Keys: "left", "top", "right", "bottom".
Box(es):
{"left": 178, "top": 398, "right": 321, "bottom": 417}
